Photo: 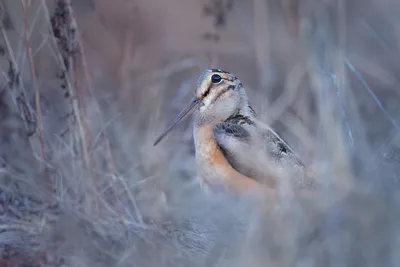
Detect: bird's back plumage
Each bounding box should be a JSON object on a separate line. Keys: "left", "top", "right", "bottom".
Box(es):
{"left": 213, "top": 107, "right": 312, "bottom": 187}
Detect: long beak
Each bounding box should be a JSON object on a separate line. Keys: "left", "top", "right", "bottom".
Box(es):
{"left": 153, "top": 98, "right": 199, "bottom": 146}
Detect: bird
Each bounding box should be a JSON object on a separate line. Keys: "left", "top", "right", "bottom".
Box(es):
{"left": 153, "top": 68, "right": 315, "bottom": 194}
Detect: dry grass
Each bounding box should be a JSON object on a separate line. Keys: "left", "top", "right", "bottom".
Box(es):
{"left": 0, "top": 0, "right": 399, "bottom": 266}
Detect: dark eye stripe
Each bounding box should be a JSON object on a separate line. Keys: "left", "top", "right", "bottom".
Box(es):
{"left": 202, "top": 85, "right": 212, "bottom": 98}
{"left": 203, "top": 88, "right": 210, "bottom": 98}
{"left": 202, "top": 77, "right": 235, "bottom": 99}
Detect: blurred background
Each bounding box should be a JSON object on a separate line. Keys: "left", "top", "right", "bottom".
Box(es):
{"left": 1, "top": 0, "right": 400, "bottom": 266}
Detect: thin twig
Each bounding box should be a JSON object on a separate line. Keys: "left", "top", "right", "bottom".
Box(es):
{"left": 71, "top": 3, "right": 117, "bottom": 180}
{"left": 0, "top": 224, "right": 38, "bottom": 233}
{"left": 1, "top": 27, "right": 36, "bottom": 135}
{"left": 64, "top": 1, "right": 125, "bottom": 217}
{"left": 69, "top": 3, "right": 139, "bottom": 221}
{"left": 321, "top": 71, "right": 354, "bottom": 148}
{"left": 336, "top": 0, "right": 354, "bottom": 149}
{"left": 20, "top": 0, "right": 53, "bottom": 190}
{"left": 345, "top": 58, "right": 400, "bottom": 132}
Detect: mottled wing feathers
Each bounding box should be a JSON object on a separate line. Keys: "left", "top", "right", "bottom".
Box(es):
{"left": 213, "top": 112, "right": 306, "bottom": 182}
{"left": 256, "top": 122, "right": 305, "bottom": 168}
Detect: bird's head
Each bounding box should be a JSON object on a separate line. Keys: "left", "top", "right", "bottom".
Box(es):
{"left": 153, "top": 69, "right": 248, "bottom": 146}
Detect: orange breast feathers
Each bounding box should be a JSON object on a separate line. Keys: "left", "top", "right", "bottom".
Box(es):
{"left": 195, "top": 125, "right": 261, "bottom": 193}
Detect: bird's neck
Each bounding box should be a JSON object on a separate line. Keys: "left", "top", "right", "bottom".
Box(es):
{"left": 226, "top": 107, "right": 254, "bottom": 122}
{"left": 194, "top": 103, "right": 251, "bottom": 127}
{"left": 192, "top": 123, "right": 259, "bottom": 193}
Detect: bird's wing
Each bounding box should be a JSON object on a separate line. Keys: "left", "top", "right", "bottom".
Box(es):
{"left": 252, "top": 118, "right": 306, "bottom": 168}
{"left": 213, "top": 119, "right": 307, "bottom": 183}
{"left": 213, "top": 122, "right": 260, "bottom": 181}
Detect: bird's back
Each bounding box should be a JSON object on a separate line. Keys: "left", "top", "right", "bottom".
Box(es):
{"left": 213, "top": 112, "right": 314, "bottom": 188}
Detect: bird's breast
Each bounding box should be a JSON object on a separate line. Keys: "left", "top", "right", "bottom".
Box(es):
{"left": 192, "top": 124, "right": 260, "bottom": 193}
{"left": 193, "top": 125, "right": 227, "bottom": 170}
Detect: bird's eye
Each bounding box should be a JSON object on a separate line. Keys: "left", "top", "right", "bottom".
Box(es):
{"left": 211, "top": 74, "right": 222, "bottom": 84}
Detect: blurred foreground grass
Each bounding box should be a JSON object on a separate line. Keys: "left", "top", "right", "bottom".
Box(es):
{"left": 0, "top": 0, "right": 400, "bottom": 266}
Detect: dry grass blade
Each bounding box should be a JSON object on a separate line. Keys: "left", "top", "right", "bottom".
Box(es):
{"left": 42, "top": 0, "right": 93, "bottom": 173}
{"left": 19, "top": 0, "right": 52, "bottom": 190}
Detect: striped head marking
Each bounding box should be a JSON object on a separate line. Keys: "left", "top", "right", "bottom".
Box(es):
{"left": 153, "top": 69, "right": 247, "bottom": 146}
{"left": 195, "top": 69, "right": 244, "bottom": 112}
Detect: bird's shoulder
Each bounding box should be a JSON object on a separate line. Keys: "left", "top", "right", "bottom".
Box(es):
{"left": 213, "top": 110, "right": 255, "bottom": 142}
{"left": 213, "top": 107, "right": 305, "bottom": 168}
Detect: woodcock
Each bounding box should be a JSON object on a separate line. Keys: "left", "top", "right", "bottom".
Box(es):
{"left": 154, "top": 69, "right": 314, "bottom": 194}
